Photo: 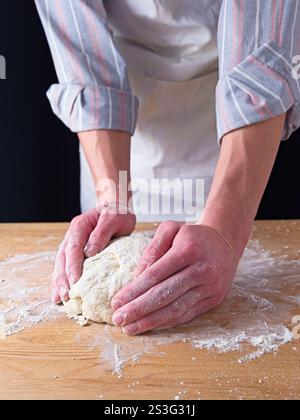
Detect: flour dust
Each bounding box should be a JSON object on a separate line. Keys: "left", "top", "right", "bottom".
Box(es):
{"left": 0, "top": 234, "right": 299, "bottom": 372}
{"left": 0, "top": 251, "right": 63, "bottom": 336}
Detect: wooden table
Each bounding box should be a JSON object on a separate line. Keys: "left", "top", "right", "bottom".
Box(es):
{"left": 0, "top": 221, "right": 299, "bottom": 400}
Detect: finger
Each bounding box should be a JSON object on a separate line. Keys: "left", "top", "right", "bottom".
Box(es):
{"left": 111, "top": 244, "right": 189, "bottom": 311}
{"left": 112, "top": 262, "right": 208, "bottom": 326}
{"left": 65, "top": 214, "right": 96, "bottom": 286}
{"left": 156, "top": 297, "right": 217, "bottom": 330}
{"left": 122, "top": 288, "right": 214, "bottom": 336}
{"left": 51, "top": 239, "right": 69, "bottom": 304}
{"left": 135, "top": 221, "right": 182, "bottom": 277}
{"left": 84, "top": 213, "right": 117, "bottom": 257}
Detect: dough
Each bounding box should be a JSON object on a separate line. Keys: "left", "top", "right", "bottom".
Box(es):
{"left": 64, "top": 232, "right": 152, "bottom": 324}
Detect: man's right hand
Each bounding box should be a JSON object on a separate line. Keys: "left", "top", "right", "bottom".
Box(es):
{"left": 51, "top": 208, "right": 136, "bottom": 304}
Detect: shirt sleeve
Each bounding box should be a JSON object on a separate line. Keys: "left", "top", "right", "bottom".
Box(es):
{"left": 216, "top": 0, "right": 300, "bottom": 143}
{"left": 35, "top": 0, "right": 139, "bottom": 135}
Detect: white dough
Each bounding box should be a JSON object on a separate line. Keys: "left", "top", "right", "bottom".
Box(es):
{"left": 64, "top": 232, "right": 152, "bottom": 324}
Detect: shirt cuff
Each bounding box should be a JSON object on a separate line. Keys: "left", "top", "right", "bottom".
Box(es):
{"left": 46, "top": 83, "right": 139, "bottom": 135}
{"left": 216, "top": 41, "right": 300, "bottom": 144}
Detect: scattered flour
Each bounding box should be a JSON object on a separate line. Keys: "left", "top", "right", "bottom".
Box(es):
{"left": 0, "top": 234, "right": 299, "bottom": 374}
{"left": 0, "top": 251, "right": 63, "bottom": 336}
{"left": 113, "top": 344, "right": 124, "bottom": 378}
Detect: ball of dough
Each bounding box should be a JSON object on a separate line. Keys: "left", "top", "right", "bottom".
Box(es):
{"left": 64, "top": 232, "right": 152, "bottom": 324}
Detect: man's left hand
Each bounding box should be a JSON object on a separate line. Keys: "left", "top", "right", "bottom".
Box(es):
{"left": 111, "top": 221, "right": 239, "bottom": 335}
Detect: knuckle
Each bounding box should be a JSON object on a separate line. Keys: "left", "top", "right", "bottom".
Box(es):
{"left": 147, "top": 240, "right": 161, "bottom": 258}
{"left": 52, "top": 277, "right": 66, "bottom": 289}
{"left": 179, "top": 224, "right": 191, "bottom": 235}
{"left": 86, "top": 236, "right": 102, "bottom": 250}
{"left": 123, "top": 287, "right": 137, "bottom": 302}
{"left": 90, "top": 225, "right": 112, "bottom": 245}
{"left": 126, "top": 304, "right": 140, "bottom": 321}
{"left": 159, "top": 220, "right": 179, "bottom": 233}
{"left": 181, "top": 240, "right": 197, "bottom": 258}
{"left": 171, "top": 299, "right": 184, "bottom": 318}
{"left": 145, "top": 266, "right": 158, "bottom": 284}
{"left": 101, "top": 212, "right": 122, "bottom": 224}
{"left": 153, "top": 284, "right": 172, "bottom": 304}
{"left": 136, "top": 257, "right": 149, "bottom": 272}
{"left": 97, "top": 226, "right": 111, "bottom": 240}
{"left": 183, "top": 309, "right": 199, "bottom": 325}
{"left": 70, "top": 215, "right": 83, "bottom": 228}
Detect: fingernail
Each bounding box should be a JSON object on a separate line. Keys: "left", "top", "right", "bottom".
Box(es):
{"left": 51, "top": 291, "right": 60, "bottom": 305}
{"left": 112, "top": 312, "right": 125, "bottom": 326}
{"left": 123, "top": 324, "right": 138, "bottom": 336}
{"left": 85, "top": 245, "right": 98, "bottom": 257}
{"left": 84, "top": 246, "right": 92, "bottom": 257}
{"left": 111, "top": 298, "right": 122, "bottom": 311}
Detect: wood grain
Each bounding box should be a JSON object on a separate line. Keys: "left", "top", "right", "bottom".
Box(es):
{"left": 0, "top": 221, "right": 299, "bottom": 400}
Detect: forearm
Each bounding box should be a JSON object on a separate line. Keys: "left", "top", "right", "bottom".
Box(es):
{"left": 78, "top": 130, "right": 131, "bottom": 207}
{"left": 201, "top": 114, "right": 285, "bottom": 257}
{"left": 35, "top": 0, "right": 138, "bottom": 135}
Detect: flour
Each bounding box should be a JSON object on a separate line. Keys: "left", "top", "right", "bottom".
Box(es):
{"left": 0, "top": 251, "right": 63, "bottom": 336}
{"left": 0, "top": 232, "right": 299, "bottom": 372}
{"left": 238, "top": 327, "right": 293, "bottom": 363}
{"left": 113, "top": 345, "right": 124, "bottom": 378}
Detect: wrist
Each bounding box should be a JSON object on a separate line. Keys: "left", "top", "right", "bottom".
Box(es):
{"left": 96, "top": 193, "right": 134, "bottom": 215}
{"left": 200, "top": 197, "right": 252, "bottom": 259}
{"left": 78, "top": 129, "right": 132, "bottom": 211}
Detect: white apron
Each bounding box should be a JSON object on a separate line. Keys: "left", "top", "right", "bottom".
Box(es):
{"left": 80, "top": 0, "right": 221, "bottom": 222}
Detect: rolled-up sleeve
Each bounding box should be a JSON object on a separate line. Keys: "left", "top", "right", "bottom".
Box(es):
{"left": 35, "top": 0, "right": 139, "bottom": 134}
{"left": 216, "top": 0, "right": 300, "bottom": 143}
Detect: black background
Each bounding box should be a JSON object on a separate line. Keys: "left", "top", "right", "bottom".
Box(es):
{"left": 0, "top": 2, "right": 299, "bottom": 223}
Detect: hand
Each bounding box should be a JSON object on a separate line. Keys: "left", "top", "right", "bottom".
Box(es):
{"left": 111, "top": 221, "right": 239, "bottom": 335}
{"left": 51, "top": 208, "right": 136, "bottom": 304}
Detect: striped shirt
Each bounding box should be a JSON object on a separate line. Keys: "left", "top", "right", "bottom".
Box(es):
{"left": 35, "top": 0, "right": 300, "bottom": 143}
